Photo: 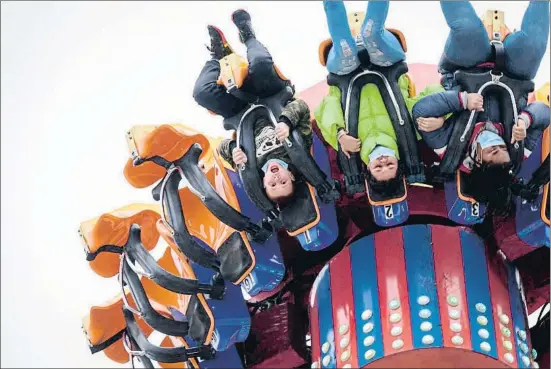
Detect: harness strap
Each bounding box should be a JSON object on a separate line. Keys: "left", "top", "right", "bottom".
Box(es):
{"left": 85, "top": 244, "right": 123, "bottom": 261}
{"left": 88, "top": 329, "right": 125, "bottom": 354}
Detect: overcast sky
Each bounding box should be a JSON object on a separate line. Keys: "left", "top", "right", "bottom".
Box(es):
{"left": 1, "top": 1, "right": 549, "bottom": 367}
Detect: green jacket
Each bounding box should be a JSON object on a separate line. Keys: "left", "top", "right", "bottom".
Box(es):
{"left": 314, "top": 74, "right": 445, "bottom": 164}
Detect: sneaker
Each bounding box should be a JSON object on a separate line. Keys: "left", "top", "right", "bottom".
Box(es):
{"left": 207, "top": 25, "right": 233, "bottom": 60}
{"left": 231, "top": 9, "right": 256, "bottom": 43}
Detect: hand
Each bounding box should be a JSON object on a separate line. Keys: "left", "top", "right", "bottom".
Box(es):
{"left": 338, "top": 133, "right": 361, "bottom": 159}
{"left": 275, "top": 122, "right": 290, "bottom": 141}
{"left": 232, "top": 147, "right": 247, "bottom": 166}
{"left": 416, "top": 116, "right": 445, "bottom": 132}
{"left": 511, "top": 118, "right": 527, "bottom": 143}
{"left": 467, "top": 93, "right": 484, "bottom": 111}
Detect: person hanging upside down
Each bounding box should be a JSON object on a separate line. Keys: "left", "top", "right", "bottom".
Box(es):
{"left": 412, "top": 0, "right": 550, "bottom": 215}
{"left": 192, "top": 9, "right": 313, "bottom": 206}
{"left": 316, "top": 0, "right": 445, "bottom": 197}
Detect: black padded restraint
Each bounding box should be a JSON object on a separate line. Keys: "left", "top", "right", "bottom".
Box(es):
{"left": 123, "top": 308, "right": 215, "bottom": 363}
{"left": 179, "top": 143, "right": 271, "bottom": 243}
{"left": 124, "top": 224, "right": 225, "bottom": 299}
{"left": 438, "top": 70, "right": 534, "bottom": 179}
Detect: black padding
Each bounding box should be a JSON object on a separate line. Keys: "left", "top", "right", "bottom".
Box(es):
{"left": 185, "top": 296, "right": 213, "bottom": 345}
{"left": 279, "top": 183, "right": 317, "bottom": 233}
{"left": 217, "top": 231, "right": 254, "bottom": 284}
{"left": 151, "top": 179, "right": 163, "bottom": 201}
{"left": 123, "top": 308, "right": 215, "bottom": 363}
{"left": 492, "top": 42, "right": 506, "bottom": 74}
{"left": 514, "top": 154, "right": 551, "bottom": 201}
{"left": 180, "top": 143, "right": 271, "bottom": 243}
{"left": 161, "top": 168, "right": 221, "bottom": 272}
{"left": 125, "top": 224, "right": 225, "bottom": 299}
{"left": 88, "top": 329, "right": 125, "bottom": 354}
{"left": 367, "top": 177, "right": 406, "bottom": 203}
{"left": 85, "top": 244, "right": 122, "bottom": 261}
{"left": 438, "top": 70, "right": 534, "bottom": 179}
{"left": 327, "top": 62, "right": 424, "bottom": 188}
{"left": 458, "top": 170, "right": 475, "bottom": 199}
{"left": 121, "top": 257, "right": 189, "bottom": 337}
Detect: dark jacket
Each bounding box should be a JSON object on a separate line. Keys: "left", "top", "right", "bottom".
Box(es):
{"left": 217, "top": 98, "right": 312, "bottom": 170}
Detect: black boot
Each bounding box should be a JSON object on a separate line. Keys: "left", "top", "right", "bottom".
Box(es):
{"left": 231, "top": 9, "right": 256, "bottom": 44}
{"left": 207, "top": 25, "right": 233, "bottom": 60}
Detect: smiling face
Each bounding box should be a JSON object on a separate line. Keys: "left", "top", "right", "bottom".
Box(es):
{"left": 478, "top": 144, "right": 511, "bottom": 165}
{"left": 368, "top": 155, "right": 399, "bottom": 181}
{"left": 263, "top": 161, "right": 295, "bottom": 203}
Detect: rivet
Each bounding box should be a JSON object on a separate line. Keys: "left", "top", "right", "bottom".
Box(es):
{"left": 447, "top": 295, "right": 459, "bottom": 307}
{"left": 365, "top": 349, "right": 376, "bottom": 360}
{"left": 311, "top": 361, "right": 319, "bottom": 369}
{"left": 520, "top": 343, "right": 529, "bottom": 354}
{"left": 361, "top": 309, "right": 373, "bottom": 320}
{"left": 340, "top": 350, "right": 351, "bottom": 362}
{"left": 343, "top": 365, "right": 352, "bottom": 369}
{"left": 450, "top": 322, "right": 462, "bottom": 333}
{"left": 419, "top": 309, "right": 431, "bottom": 319}
{"left": 389, "top": 299, "right": 400, "bottom": 310}
{"left": 420, "top": 321, "right": 433, "bottom": 332}
{"left": 501, "top": 327, "right": 511, "bottom": 338}
{"left": 321, "top": 342, "right": 330, "bottom": 354}
{"left": 480, "top": 342, "right": 491, "bottom": 352}
{"left": 504, "top": 353, "right": 514, "bottom": 364}
{"left": 531, "top": 349, "right": 537, "bottom": 360}
{"left": 417, "top": 295, "right": 430, "bottom": 305}
{"left": 339, "top": 324, "right": 349, "bottom": 335}
{"left": 451, "top": 336, "right": 464, "bottom": 346}
{"left": 392, "top": 339, "right": 404, "bottom": 350}
{"left": 478, "top": 329, "right": 490, "bottom": 339}
{"left": 363, "top": 336, "right": 375, "bottom": 347}
{"left": 322, "top": 355, "right": 331, "bottom": 367}
{"left": 449, "top": 309, "right": 460, "bottom": 320}
{"left": 390, "top": 326, "right": 402, "bottom": 337}
{"left": 363, "top": 322, "right": 374, "bottom": 334}
{"left": 477, "top": 316, "right": 488, "bottom": 326}
{"left": 522, "top": 356, "right": 531, "bottom": 367}
{"left": 499, "top": 314, "right": 510, "bottom": 325}
{"left": 503, "top": 340, "right": 513, "bottom": 351}
{"left": 518, "top": 329, "right": 527, "bottom": 341}
{"left": 475, "top": 303, "right": 487, "bottom": 313}
{"left": 339, "top": 336, "right": 350, "bottom": 349}
{"left": 422, "top": 335, "right": 434, "bottom": 345}
{"left": 389, "top": 313, "right": 402, "bottom": 323}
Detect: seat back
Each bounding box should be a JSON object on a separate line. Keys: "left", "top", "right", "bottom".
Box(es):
{"left": 444, "top": 170, "right": 486, "bottom": 226}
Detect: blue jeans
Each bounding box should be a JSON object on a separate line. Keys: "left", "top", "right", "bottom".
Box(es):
{"left": 323, "top": 0, "right": 406, "bottom": 75}
{"left": 439, "top": 0, "right": 549, "bottom": 80}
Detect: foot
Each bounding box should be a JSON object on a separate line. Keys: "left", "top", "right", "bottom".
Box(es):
{"left": 207, "top": 25, "right": 233, "bottom": 60}
{"left": 231, "top": 9, "right": 256, "bottom": 43}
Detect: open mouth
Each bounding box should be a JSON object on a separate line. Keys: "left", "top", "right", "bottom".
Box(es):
{"left": 269, "top": 163, "right": 279, "bottom": 173}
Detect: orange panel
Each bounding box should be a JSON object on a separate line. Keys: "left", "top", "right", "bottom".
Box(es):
{"left": 79, "top": 204, "right": 161, "bottom": 278}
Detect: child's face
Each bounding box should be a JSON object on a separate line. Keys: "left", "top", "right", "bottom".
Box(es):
{"left": 368, "top": 155, "right": 398, "bottom": 181}
{"left": 263, "top": 161, "right": 295, "bottom": 202}
{"left": 479, "top": 144, "right": 511, "bottom": 165}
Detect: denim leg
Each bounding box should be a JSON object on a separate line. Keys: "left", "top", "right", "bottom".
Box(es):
{"left": 245, "top": 38, "right": 288, "bottom": 97}
{"left": 503, "top": 1, "right": 550, "bottom": 80}
{"left": 323, "top": 0, "right": 360, "bottom": 75}
{"left": 360, "top": 0, "right": 405, "bottom": 67}
{"left": 192, "top": 59, "right": 248, "bottom": 118}
{"left": 439, "top": 0, "right": 492, "bottom": 68}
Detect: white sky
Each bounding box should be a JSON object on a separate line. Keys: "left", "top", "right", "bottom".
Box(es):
{"left": 1, "top": 1, "right": 549, "bottom": 367}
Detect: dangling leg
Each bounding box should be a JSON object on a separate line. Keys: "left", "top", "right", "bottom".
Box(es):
{"left": 439, "top": 0, "right": 492, "bottom": 69}
{"left": 360, "top": 0, "right": 405, "bottom": 67}
{"left": 323, "top": 0, "right": 360, "bottom": 75}
{"left": 503, "top": 0, "right": 550, "bottom": 80}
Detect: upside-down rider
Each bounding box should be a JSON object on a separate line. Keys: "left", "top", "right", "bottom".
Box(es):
{"left": 192, "top": 9, "right": 318, "bottom": 206}
{"left": 315, "top": 0, "right": 446, "bottom": 197}
{"left": 412, "top": 0, "right": 550, "bottom": 215}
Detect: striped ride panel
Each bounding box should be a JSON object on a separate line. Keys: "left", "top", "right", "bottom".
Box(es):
{"left": 309, "top": 224, "right": 539, "bottom": 368}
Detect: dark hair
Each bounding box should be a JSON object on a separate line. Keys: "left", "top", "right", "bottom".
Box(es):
{"left": 467, "top": 163, "right": 514, "bottom": 217}
{"left": 366, "top": 164, "right": 403, "bottom": 198}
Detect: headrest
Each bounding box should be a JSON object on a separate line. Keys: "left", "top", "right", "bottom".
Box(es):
{"left": 483, "top": 9, "right": 511, "bottom": 42}
{"left": 318, "top": 15, "right": 407, "bottom": 67}
{"left": 217, "top": 53, "right": 249, "bottom": 89}
{"left": 124, "top": 124, "right": 212, "bottom": 189}
{"left": 457, "top": 170, "right": 477, "bottom": 203}
{"left": 366, "top": 176, "right": 408, "bottom": 206}
{"left": 280, "top": 183, "right": 320, "bottom": 235}
{"left": 79, "top": 204, "right": 160, "bottom": 278}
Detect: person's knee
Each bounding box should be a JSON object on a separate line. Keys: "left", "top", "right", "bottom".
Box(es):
{"left": 248, "top": 58, "right": 274, "bottom": 78}
{"left": 192, "top": 82, "right": 214, "bottom": 107}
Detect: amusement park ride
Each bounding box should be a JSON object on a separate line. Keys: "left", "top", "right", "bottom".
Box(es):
{"left": 77, "top": 9, "right": 550, "bottom": 369}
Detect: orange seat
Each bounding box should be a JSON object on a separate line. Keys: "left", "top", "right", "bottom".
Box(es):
{"left": 216, "top": 53, "right": 249, "bottom": 89}
{"left": 124, "top": 124, "right": 212, "bottom": 188}
{"left": 535, "top": 82, "right": 550, "bottom": 107}
{"left": 79, "top": 204, "right": 161, "bottom": 278}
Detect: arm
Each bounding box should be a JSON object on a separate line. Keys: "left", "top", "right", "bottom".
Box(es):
{"left": 280, "top": 98, "right": 313, "bottom": 149}
{"left": 411, "top": 87, "right": 466, "bottom": 122}
{"left": 313, "top": 86, "right": 346, "bottom": 151}
{"left": 217, "top": 139, "right": 237, "bottom": 168}
{"left": 520, "top": 101, "right": 550, "bottom": 131}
